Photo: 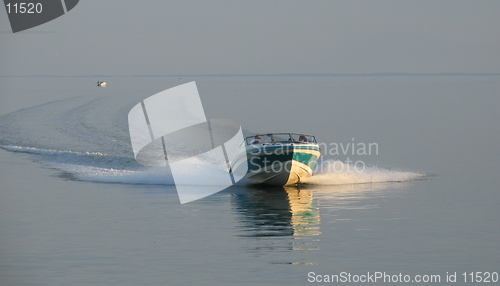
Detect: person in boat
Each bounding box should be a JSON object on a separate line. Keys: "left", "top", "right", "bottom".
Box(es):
{"left": 252, "top": 135, "right": 262, "bottom": 144}
{"left": 299, "top": 135, "right": 308, "bottom": 142}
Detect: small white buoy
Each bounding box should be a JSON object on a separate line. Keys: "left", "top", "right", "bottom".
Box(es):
{"left": 97, "top": 81, "right": 107, "bottom": 87}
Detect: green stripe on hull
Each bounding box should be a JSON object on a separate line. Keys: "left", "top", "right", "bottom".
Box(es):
{"left": 293, "top": 152, "right": 319, "bottom": 169}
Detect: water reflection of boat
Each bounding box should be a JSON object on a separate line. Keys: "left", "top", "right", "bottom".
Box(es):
{"left": 284, "top": 186, "right": 321, "bottom": 237}
{"left": 231, "top": 182, "right": 409, "bottom": 256}
{"left": 232, "top": 186, "right": 321, "bottom": 238}
{"left": 232, "top": 182, "right": 404, "bottom": 239}
{"left": 233, "top": 187, "right": 294, "bottom": 237}
{"left": 244, "top": 133, "right": 321, "bottom": 186}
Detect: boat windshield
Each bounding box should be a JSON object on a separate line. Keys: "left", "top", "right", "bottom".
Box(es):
{"left": 290, "top": 133, "right": 316, "bottom": 143}
{"left": 245, "top": 133, "right": 317, "bottom": 145}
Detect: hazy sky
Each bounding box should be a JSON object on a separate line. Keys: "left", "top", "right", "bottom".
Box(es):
{"left": 1, "top": 0, "right": 499, "bottom": 76}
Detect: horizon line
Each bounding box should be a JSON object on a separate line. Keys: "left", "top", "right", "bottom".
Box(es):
{"left": 1, "top": 72, "right": 500, "bottom": 78}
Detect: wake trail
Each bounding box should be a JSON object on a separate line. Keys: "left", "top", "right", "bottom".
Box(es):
{"left": 302, "top": 158, "right": 425, "bottom": 186}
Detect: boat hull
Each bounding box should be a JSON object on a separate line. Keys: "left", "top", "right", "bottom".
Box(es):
{"left": 245, "top": 144, "right": 320, "bottom": 186}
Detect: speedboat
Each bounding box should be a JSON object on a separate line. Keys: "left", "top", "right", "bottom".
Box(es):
{"left": 244, "top": 133, "right": 321, "bottom": 185}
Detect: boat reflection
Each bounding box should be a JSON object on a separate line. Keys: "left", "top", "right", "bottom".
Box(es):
{"left": 231, "top": 182, "right": 407, "bottom": 253}
{"left": 232, "top": 186, "right": 321, "bottom": 238}
{"left": 284, "top": 186, "right": 321, "bottom": 237}
{"left": 231, "top": 185, "right": 321, "bottom": 254}
{"left": 232, "top": 186, "right": 296, "bottom": 238}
